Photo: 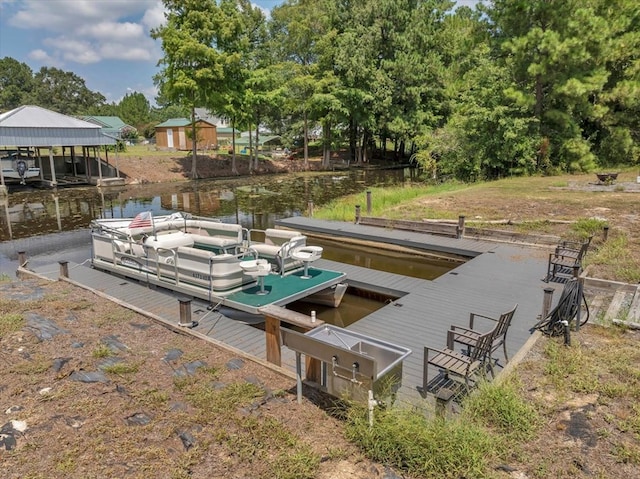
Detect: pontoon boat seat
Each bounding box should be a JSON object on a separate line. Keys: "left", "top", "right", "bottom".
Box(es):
{"left": 249, "top": 229, "right": 307, "bottom": 271}
{"left": 143, "top": 231, "right": 195, "bottom": 250}
{"left": 291, "top": 246, "right": 323, "bottom": 278}
{"left": 161, "top": 247, "right": 250, "bottom": 291}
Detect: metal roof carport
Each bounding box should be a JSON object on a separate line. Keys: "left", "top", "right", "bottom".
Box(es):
{"left": 0, "top": 105, "right": 117, "bottom": 192}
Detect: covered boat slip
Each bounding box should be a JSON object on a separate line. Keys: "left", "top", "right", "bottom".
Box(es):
{"left": 28, "top": 218, "right": 556, "bottom": 405}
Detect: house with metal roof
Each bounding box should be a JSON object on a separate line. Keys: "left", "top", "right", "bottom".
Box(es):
{"left": 78, "top": 115, "right": 135, "bottom": 140}
{"left": 155, "top": 118, "right": 218, "bottom": 151}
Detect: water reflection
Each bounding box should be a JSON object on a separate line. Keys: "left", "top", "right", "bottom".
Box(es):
{"left": 0, "top": 169, "right": 411, "bottom": 242}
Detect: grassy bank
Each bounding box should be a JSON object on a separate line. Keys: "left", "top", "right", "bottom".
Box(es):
{"left": 314, "top": 171, "right": 640, "bottom": 283}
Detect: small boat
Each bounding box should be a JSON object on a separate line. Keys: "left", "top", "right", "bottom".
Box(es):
{"left": 90, "top": 212, "right": 347, "bottom": 315}
{"left": 1, "top": 151, "right": 40, "bottom": 185}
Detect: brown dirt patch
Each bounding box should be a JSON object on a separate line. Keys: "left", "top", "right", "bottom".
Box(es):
{"left": 0, "top": 278, "right": 379, "bottom": 479}
{"left": 116, "top": 153, "right": 324, "bottom": 184}
{"left": 510, "top": 324, "right": 640, "bottom": 478}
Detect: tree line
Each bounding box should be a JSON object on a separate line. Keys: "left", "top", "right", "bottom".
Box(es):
{"left": 152, "top": 0, "right": 639, "bottom": 179}
{"left": 2, "top": 0, "right": 638, "bottom": 181}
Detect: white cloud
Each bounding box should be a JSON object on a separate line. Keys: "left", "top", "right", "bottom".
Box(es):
{"left": 8, "top": 0, "right": 162, "bottom": 65}
{"left": 141, "top": 2, "right": 166, "bottom": 31}
{"left": 27, "top": 48, "right": 63, "bottom": 67}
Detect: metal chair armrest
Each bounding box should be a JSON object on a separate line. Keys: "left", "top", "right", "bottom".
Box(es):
{"left": 469, "top": 312, "right": 498, "bottom": 329}
{"left": 447, "top": 326, "right": 478, "bottom": 349}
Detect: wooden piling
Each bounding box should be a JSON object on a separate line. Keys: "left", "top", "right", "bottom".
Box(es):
{"left": 58, "top": 261, "right": 69, "bottom": 279}
{"left": 457, "top": 215, "right": 466, "bottom": 239}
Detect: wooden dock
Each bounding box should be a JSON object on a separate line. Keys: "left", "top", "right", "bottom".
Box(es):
{"left": 28, "top": 218, "right": 559, "bottom": 406}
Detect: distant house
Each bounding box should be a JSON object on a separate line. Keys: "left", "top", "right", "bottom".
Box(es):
{"left": 155, "top": 118, "right": 218, "bottom": 151}
{"left": 194, "top": 108, "right": 229, "bottom": 128}
{"left": 216, "top": 126, "right": 240, "bottom": 146}
{"left": 79, "top": 116, "right": 134, "bottom": 140}
{"left": 233, "top": 134, "right": 282, "bottom": 154}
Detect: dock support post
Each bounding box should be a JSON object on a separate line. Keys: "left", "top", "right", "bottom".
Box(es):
{"left": 265, "top": 314, "right": 282, "bottom": 366}
{"left": 355, "top": 205, "right": 361, "bottom": 224}
{"left": 178, "top": 298, "right": 196, "bottom": 328}
{"left": 307, "top": 200, "right": 314, "bottom": 217}
{"left": 435, "top": 388, "right": 455, "bottom": 417}
{"left": 295, "top": 352, "right": 303, "bottom": 404}
{"left": 542, "top": 287, "right": 554, "bottom": 320}
{"left": 366, "top": 190, "right": 372, "bottom": 215}
{"left": 58, "top": 261, "right": 69, "bottom": 279}
{"left": 603, "top": 225, "right": 609, "bottom": 242}
{"left": 457, "top": 215, "right": 466, "bottom": 239}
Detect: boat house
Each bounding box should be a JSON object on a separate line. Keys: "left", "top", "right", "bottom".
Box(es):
{"left": 0, "top": 105, "right": 117, "bottom": 192}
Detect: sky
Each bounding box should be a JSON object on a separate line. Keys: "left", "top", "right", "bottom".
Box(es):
{"left": 0, "top": 0, "right": 478, "bottom": 107}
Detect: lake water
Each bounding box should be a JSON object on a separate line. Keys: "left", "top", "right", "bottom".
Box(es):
{"left": 0, "top": 168, "right": 456, "bottom": 325}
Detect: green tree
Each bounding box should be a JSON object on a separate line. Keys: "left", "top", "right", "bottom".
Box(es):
{"left": 270, "top": 0, "right": 330, "bottom": 168}
{"left": 118, "top": 92, "right": 151, "bottom": 129}
{"left": 0, "top": 57, "right": 33, "bottom": 111}
{"left": 152, "top": 0, "right": 225, "bottom": 179}
{"left": 487, "top": 0, "right": 626, "bottom": 172}
{"left": 216, "top": 0, "right": 268, "bottom": 174}
{"left": 30, "top": 66, "right": 105, "bottom": 115}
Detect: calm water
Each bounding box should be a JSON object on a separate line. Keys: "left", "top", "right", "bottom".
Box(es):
{"left": 1, "top": 168, "right": 414, "bottom": 242}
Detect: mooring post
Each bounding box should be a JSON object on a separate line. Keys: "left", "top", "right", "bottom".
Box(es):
{"left": 542, "top": 287, "right": 555, "bottom": 320}
{"left": 366, "top": 190, "right": 372, "bottom": 215}
{"left": 355, "top": 205, "right": 361, "bottom": 224}
{"left": 603, "top": 225, "right": 609, "bottom": 242}
{"left": 178, "top": 297, "right": 195, "bottom": 328}
{"left": 16, "top": 251, "right": 27, "bottom": 278}
{"left": 307, "top": 200, "right": 314, "bottom": 217}
{"left": 58, "top": 260, "right": 69, "bottom": 279}
{"left": 457, "top": 215, "right": 466, "bottom": 239}
{"left": 17, "top": 251, "right": 27, "bottom": 268}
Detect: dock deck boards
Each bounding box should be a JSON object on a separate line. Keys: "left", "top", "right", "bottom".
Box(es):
{"left": 30, "top": 218, "right": 559, "bottom": 405}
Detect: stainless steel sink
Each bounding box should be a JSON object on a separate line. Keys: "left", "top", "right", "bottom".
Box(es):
{"left": 282, "top": 324, "right": 411, "bottom": 401}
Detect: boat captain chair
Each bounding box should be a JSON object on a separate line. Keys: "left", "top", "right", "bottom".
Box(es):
{"left": 291, "top": 246, "right": 323, "bottom": 279}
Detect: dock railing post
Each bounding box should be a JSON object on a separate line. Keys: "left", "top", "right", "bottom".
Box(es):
{"left": 58, "top": 261, "right": 69, "bottom": 279}
{"left": 366, "top": 190, "right": 372, "bottom": 215}
{"left": 355, "top": 205, "right": 361, "bottom": 224}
